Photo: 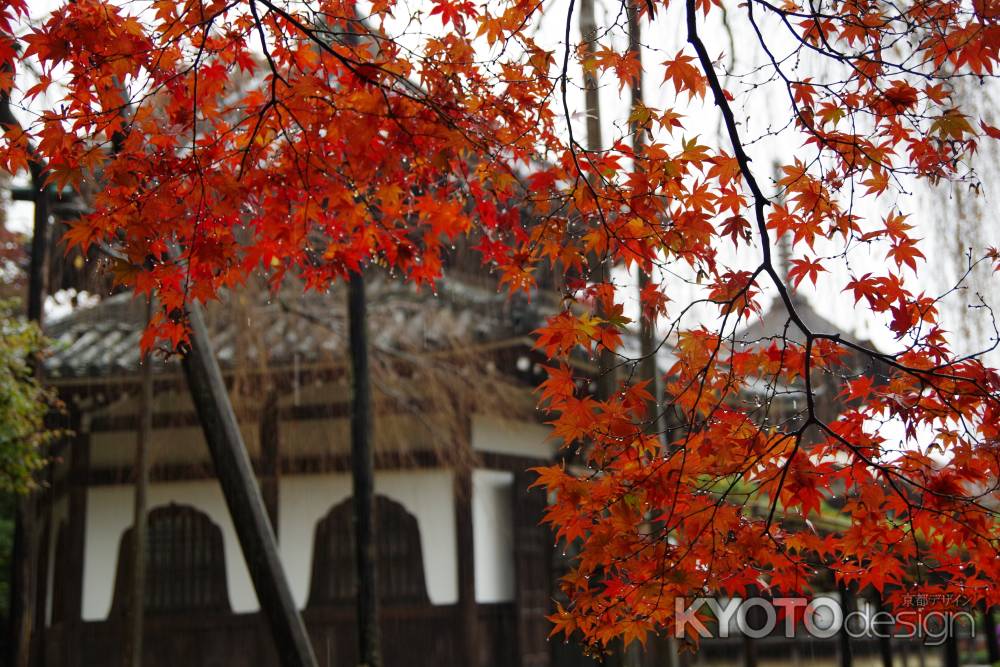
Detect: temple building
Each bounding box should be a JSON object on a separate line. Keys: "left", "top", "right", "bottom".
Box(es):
{"left": 34, "top": 275, "right": 562, "bottom": 667}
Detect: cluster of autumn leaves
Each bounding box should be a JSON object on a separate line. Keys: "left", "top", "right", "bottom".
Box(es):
{"left": 3, "top": 0, "right": 1000, "bottom": 651}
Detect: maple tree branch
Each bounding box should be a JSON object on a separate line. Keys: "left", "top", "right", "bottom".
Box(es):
{"left": 687, "top": 0, "right": 1000, "bottom": 413}
{"left": 0, "top": 76, "right": 45, "bottom": 187}
{"left": 684, "top": 0, "right": 1000, "bottom": 552}
{"left": 237, "top": 0, "right": 285, "bottom": 178}
{"left": 251, "top": 0, "right": 457, "bottom": 115}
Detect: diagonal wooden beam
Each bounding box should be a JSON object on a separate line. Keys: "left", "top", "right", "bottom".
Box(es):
{"left": 182, "top": 302, "right": 318, "bottom": 667}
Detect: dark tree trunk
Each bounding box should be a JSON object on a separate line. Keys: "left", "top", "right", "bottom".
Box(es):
{"left": 26, "top": 186, "right": 47, "bottom": 325}
{"left": 123, "top": 299, "right": 153, "bottom": 667}
{"left": 629, "top": 17, "right": 658, "bottom": 665}
{"left": 348, "top": 271, "right": 381, "bottom": 667}
{"left": 579, "top": 0, "right": 602, "bottom": 155}
{"left": 181, "top": 302, "right": 318, "bottom": 667}
{"left": 7, "top": 157, "right": 49, "bottom": 667}
{"left": 628, "top": 0, "right": 661, "bottom": 438}
{"left": 627, "top": 11, "right": 668, "bottom": 667}
{"left": 579, "top": 0, "right": 617, "bottom": 405}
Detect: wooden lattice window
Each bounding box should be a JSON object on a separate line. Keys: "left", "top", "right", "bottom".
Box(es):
{"left": 308, "top": 495, "right": 429, "bottom": 606}
{"left": 111, "top": 504, "right": 230, "bottom": 615}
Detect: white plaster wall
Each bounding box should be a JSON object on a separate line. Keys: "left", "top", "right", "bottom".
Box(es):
{"left": 279, "top": 469, "right": 458, "bottom": 607}
{"left": 82, "top": 469, "right": 459, "bottom": 619}
{"left": 471, "top": 414, "right": 554, "bottom": 459}
{"left": 82, "top": 480, "right": 258, "bottom": 620}
{"left": 471, "top": 469, "right": 515, "bottom": 603}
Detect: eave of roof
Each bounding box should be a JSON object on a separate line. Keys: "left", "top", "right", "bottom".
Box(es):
{"left": 44, "top": 274, "right": 554, "bottom": 381}
{"left": 735, "top": 293, "right": 847, "bottom": 347}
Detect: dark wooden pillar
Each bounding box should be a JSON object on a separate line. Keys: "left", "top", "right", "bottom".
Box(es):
{"left": 454, "top": 465, "right": 479, "bottom": 667}
{"left": 30, "top": 504, "right": 51, "bottom": 667}
{"left": 982, "top": 603, "right": 999, "bottom": 665}
{"left": 63, "top": 421, "right": 90, "bottom": 667}
{"left": 259, "top": 392, "right": 281, "bottom": 537}
{"left": 838, "top": 582, "right": 855, "bottom": 667}
{"left": 124, "top": 317, "right": 153, "bottom": 667}
{"left": 677, "top": 645, "right": 692, "bottom": 667}
{"left": 873, "top": 593, "right": 894, "bottom": 667}
{"left": 742, "top": 631, "right": 759, "bottom": 667}
{"left": 943, "top": 626, "right": 959, "bottom": 667}
{"left": 31, "top": 408, "right": 69, "bottom": 667}
{"left": 741, "top": 585, "right": 760, "bottom": 667}
{"left": 348, "top": 271, "right": 381, "bottom": 667}
{"left": 899, "top": 633, "right": 911, "bottom": 667}
{"left": 512, "top": 466, "right": 553, "bottom": 667}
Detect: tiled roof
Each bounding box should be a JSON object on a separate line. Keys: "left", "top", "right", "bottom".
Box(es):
{"left": 735, "top": 293, "right": 849, "bottom": 346}
{"left": 44, "top": 275, "right": 549, "bottom": 380}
